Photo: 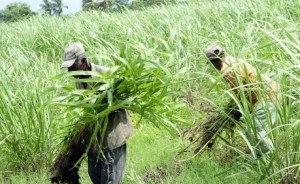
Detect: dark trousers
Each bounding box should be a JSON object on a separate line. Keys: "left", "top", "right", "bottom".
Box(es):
{"left": 88, "top": 144, "right": 127, "bottom": 184}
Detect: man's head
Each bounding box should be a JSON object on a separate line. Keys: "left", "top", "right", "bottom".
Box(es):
{"left": 204, "top": 44, "right": 225, "bottom": 60}
{"left": 204, "top": 44, "right": 225, "bottom": 71}
{"left": 61, "top": 43, "right": 91, "bottom": 72}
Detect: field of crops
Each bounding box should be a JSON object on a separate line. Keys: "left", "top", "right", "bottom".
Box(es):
{"left": 0, "top": 0, "right": 299, "bottom": 183}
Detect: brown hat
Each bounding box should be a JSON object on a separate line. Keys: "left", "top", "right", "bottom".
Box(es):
{"left": 61, "top": 43, "right": 87, "bottom": 68}
{"left": 204, "top": 44, "right": 225, "bottom": 60}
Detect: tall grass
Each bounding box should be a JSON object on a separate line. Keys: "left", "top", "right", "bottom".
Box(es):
{"left": 0, "top": 0, "right": 299, "bottom": 183}
{"left": 0, "top": 47, "right": 59, "bottom": 172}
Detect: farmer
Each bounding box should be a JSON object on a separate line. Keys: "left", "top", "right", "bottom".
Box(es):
{"left": 61, "top": 42, "right": 134, "bottom": 183}
{"left": 204, "top": 44, "right": 280, "bottom": 156}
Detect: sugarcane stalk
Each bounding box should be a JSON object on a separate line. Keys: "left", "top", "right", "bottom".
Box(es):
{"left": 193, "top": 99, "right": 241, "bottom": 154}
{"left": 50, "top": 125, "right": 89, "bottom": 184}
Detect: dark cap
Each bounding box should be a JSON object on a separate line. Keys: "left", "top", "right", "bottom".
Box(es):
{"left": 61, "top": 43, "right": 87, "bottom": 68}
{"left": 204, "top": 44, "right": 225, "bottom": 60}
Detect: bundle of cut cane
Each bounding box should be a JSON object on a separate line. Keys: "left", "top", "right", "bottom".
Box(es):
{"left": 181, "top": 98, "right": 242, "bottom": 157}
{"left": 50, "top": 124, "right": 89, "bottom": 184}
{"left": 49, "top": 46, "right": 187, "bottom": 183}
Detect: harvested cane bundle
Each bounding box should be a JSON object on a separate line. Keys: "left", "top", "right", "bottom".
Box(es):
{"left": 197, "top": 99, "right": 242, "bottom": 152}
{"left": 49, "top": 45, "right": 186, "bottom": 183}
{"left": 182, "top": 99, "right": 242, "bottom": 156}
{"left": 50, "top": 124, "right": 89, "bottom": 184}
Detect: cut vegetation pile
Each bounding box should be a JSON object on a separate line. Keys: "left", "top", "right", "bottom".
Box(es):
{"left": 180, "top": 99, "right": 241, "bottom": 156}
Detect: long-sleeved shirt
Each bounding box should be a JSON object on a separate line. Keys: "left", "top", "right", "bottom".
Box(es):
{"left": 220, "top": 56, "right": 279, "bottom": 107}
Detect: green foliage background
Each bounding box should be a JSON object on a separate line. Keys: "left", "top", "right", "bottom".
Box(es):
{"left": 0, "top": 2, "right": 35, "bottom": 22}
{"left": 0, "top": 0, "right": 299, "bottom": 183}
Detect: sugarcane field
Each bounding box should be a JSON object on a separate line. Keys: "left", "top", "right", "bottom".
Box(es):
{"left": 0, "top": 0, "right": 299, "bottom": 183}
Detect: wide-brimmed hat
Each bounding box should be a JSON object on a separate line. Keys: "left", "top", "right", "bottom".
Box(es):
{"left": 61, "top": 43, "right": 87, "bottom": 68}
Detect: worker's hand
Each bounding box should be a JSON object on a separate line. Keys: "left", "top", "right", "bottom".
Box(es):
{"left": 231, "top": 109, "right": 242, "bottom": 121}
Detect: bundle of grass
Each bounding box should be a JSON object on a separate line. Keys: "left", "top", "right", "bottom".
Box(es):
{"left": 180, "top": 99, "right": 242, "bottom": 158}
{"left": 50, "top": 123, "right": 89, "bottom": 184}
{"left": 49, "top": 44, "right": 187, "bottom": 183}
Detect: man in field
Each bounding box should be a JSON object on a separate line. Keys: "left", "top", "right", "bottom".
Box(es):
{"left": 60, "top": 42, "right": 134, "bottom": 184}
{"left": 204, "top": 44, "right": 280, "bottom": 156}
